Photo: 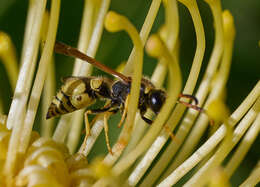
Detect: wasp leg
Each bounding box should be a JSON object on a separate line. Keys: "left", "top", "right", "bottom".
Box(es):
{"left": 83, "top": 105, "right": 115, "bottom": 135}
{"left": 104, "top": 112, "right": 113, "bottom": 155}
{"left": 84, "top": 110, "right": 93, "bottom": 137}
{"left": 118, "top": 95, "right": 130, "bottom": 128}
{"left": 81, "top": 105, "right": 118, "bottom": 135}
{"left": 81, "top": 105, "right": 113, "bottom": 151}
{"left": 81, "top": 110, "right": 95, "bottom": 152}
{"left": 81, "top": 103, "right": 119, "bottom": 153}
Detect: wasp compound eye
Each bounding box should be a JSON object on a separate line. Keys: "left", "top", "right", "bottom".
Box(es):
{"left": 148, "top": 90, "right": 166, "bottom": 114}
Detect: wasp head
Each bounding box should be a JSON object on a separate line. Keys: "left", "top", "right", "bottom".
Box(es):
{"left": 147, "top": 89, "right": 166, "bottom": 114}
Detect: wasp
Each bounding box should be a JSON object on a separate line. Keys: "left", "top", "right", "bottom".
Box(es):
{"left": 47, "top": 42, "right": 203, "bottom": 154}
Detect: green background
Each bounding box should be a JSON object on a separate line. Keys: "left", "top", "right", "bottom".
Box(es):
{"left": 0, "top": 0, "right": 259, "bottom": 186}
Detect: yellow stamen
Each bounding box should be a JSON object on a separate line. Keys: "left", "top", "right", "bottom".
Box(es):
{"left": 4, "top": 0, "right": 48, "bottom": 183}
{"left": 19, "top": 0, "right": 60, "bottom": 154}
{"left": 207, "top": 99, "right": 230, "bottom": 124}
{"left": 0, "top": 32, "right": 18, "bottom": 91}
{"left": 158, "top": 7, "right": 233, "bottom": 182}
{"left": 208, "top": 167, "right": 231, "bottom": 187}
{"left": 90, "top": 157, "right": 112, "bottom": 178}
{"left": 113, "top": 34, "right": 181, "bottom": 176}
{"left": 123, "top": 0, "right": 162, "bottom": 75}
{"left": 40, "top": 11, "right": 56, "bottom": 138}
{"left": 66, "top": 0, "right": 103, "bottom": 152}
{"left": 119, "top": 0, "right": 168, "bottom": 158}
{"left": 103, "top": 11, "right": 143, "bottom": 164}
{"left": 137, "top": 0, "right": 207, "bottom": 184}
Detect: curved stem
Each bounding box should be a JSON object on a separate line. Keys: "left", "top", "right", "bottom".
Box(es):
{"left": 225, "top": 113, "right": 260, "bottom": 178}
{"left": 118, "top": 0, "right": 165, "bottom": 158}
{"left": 128, "top": 0, "right": 179, "bottom": 184}
{"left": 185, "top": 97, "right": 260, "bottom": 186}
{"left": 113, "top": 35, "right": 182, "bottom": 176}
{"left": 0, "top": 32, "right": 18, "bottom": 91}
{"left": 123, "top": 0, "right": 162, "bottom": 75}
{"left": 157, "top": 82, "right": 260, "bottom": 186}
{"left": 139, "top": 0, "right": 207, "bottom": 185}
{"left": 103, "top": 12, "right": 144, "bottom": 165}
{"left": 162, "top": 9, "right": 235, "bottom": 178}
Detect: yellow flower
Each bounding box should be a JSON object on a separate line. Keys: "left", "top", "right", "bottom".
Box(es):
{"left": 0, "top": 0, "right": 259, "bottom": 186}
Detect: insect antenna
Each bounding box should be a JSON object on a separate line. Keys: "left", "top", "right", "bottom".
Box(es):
{"left": 178, "top": 94, "right": 214, "bottom": 125}
{"left": 179, "top": 93, "right": 199, "bottom": 105}
{"left": 177, "top": 100, "right": 203, "bottom": 112}
{"left": 54, "top": 41, "right": 130, "bottom": 82}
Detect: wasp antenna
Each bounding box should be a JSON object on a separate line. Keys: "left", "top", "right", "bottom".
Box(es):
{"left": 179, "top": 93, "right": 199, "bottom": 105}
{"left": 177, "top": 100, "right": 203, "bottom": 112}
{"left": 177, "top": 100, "right": 215, "bottom": 125}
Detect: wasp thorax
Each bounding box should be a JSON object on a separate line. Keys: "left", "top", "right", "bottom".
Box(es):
{"left": 71, "top": 93, "right": 93, "bottom": 109}
{"left": 90, "top": 78, "right": 103, "bottom": 91}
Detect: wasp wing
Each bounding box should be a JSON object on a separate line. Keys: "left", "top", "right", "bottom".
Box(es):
{"left": 55, "top": 42, "right": 130, "bottom": 82}
{"left": 61, "top": 76, "right": 94, "bottom": 83}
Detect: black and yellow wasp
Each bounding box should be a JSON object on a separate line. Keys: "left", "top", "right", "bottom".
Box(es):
{"left": 47, "top": 42, "right": 202, "bottom": 153}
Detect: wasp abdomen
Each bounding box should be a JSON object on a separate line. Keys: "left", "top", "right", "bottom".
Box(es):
{"left": 46, "top": 90, "right": 77, "bottom": 119}
{"left": 46, "top": 77, "right": 95, "bottom": 119}
{"left": 46, "top": 76, "right": 114, "bottom": 119}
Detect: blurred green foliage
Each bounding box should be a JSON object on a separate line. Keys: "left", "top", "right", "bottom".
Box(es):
{"left": 0, "top": 0, "right": 259, "bottom": 186}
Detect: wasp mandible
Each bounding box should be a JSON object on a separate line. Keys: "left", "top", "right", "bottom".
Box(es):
{"left": 46, "top": 42, "right": 202, "bottom": 154}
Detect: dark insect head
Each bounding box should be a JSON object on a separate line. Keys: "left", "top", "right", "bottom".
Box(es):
{"left": 147, "top": 89, "right": 166, "bottom": 114}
